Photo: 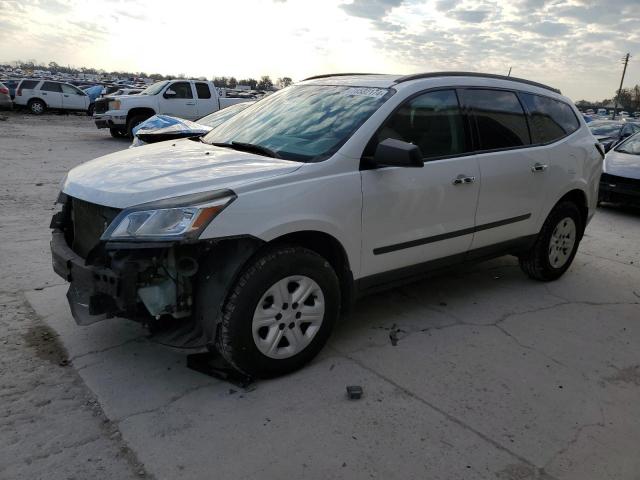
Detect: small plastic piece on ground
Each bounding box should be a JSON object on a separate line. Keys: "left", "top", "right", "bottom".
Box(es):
{"left": 346, "top": 385, "right": 363, "bottom": 400}
{"left": 186, "top": 352, "right": 253, "bottom": 389}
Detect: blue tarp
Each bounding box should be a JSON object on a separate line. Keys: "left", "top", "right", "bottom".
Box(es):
{"left": 83, "top": 85, "right": 103, "bottom": 103}
{"left": 130, "top": 115, "right": 212, "bottom": 147}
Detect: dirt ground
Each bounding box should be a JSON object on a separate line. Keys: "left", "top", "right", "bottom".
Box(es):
{"left": 1, "top": 110, "right": 640, "bottom": 480}
{"left": 0, "top": 111, "right": 145, "bottom": 479}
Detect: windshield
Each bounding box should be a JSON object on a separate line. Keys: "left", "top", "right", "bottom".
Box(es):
{"left": 202, "top": 85, "right": 393, "bottom": 162}
{"left": 615, "top": 133, "right": 640, "bottom": 155}
{"left": 140, "top": 81, "right": 169, "bottom": 95}
{"left": 589, "top": 123, "right": 622, "bottom": 136}
{"left": 198, "top": 102, "right": 253, "bottom": 128}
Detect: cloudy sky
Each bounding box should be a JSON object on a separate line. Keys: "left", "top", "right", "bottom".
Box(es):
{"left": 0, "top": 0, "right": 638, "bottom": 101}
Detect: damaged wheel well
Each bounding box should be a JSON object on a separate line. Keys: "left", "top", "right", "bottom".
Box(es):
{"left": 556, "top": 189, "right": 588, "bottom": 234}
{"left": 269, "top": 231, "right": 354, "bottom": 311}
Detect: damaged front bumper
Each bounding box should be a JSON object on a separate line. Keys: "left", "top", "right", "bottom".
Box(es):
{"left": 51, "top": 228, "right": 175, "bottom": 325}
{"left": 94, "top": 111, "right": 127, "bottom": 129}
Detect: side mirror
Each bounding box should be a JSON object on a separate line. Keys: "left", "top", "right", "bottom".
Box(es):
{"left": 164, "top": 89, "right": 176, "bottom": 98}
{"left": 371, "top": 138, "right": 424, "bottom": 168}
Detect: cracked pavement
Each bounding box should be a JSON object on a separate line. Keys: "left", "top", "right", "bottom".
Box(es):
{"left": 3, "top": 111, "right": 640, "bottom": 479}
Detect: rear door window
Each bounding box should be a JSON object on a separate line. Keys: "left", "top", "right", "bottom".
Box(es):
{"left": 520, "top": 93, "right": 579, "bottom": 143}
{"left": 461, "top": 89, "right": 531, "bottom": 150}
{"left": 41, "top": 82, "right": 63, "bottom": 93}
{"left": 195, "top": 82, "right": 211, "bottom": 99}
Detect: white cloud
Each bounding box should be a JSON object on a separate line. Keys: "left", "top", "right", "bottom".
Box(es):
{"left": 0, "top": 0, "right": 638, "bottom": 100}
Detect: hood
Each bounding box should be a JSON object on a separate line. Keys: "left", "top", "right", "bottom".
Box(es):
{"left": 604, "top": 149, "right": 640, "bottom": 180}
{"left": 595, "top": 135, "right": 615, "bottom": 142}
{"left": 62, "top": 139, "right": 303, "bottom": 208}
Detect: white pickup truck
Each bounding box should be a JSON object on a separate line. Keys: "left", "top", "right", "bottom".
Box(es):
{"left": 93, "top": 79, "right": 252, "bottom": 138}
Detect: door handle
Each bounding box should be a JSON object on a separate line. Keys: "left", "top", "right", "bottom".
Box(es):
{"left": 186, "top": 102, "right": 196, "bottom": 105}
{"left": 64, "top": 94, "right": 69, "bottom": 97}
{"left": 531, "top": 163, "right": 548, "bottom": 173}
{"left": 42, "top": 92, "right": 47, "bottom": 95}
{"left": 452, "top": 175, "right": 476, "bottom": 185}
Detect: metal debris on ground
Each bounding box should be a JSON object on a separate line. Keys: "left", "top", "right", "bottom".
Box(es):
{"left": 346, "top": 385, "right": 363, "bottom": 400}
{"left": 389, "top": 323, "right": 406, "bottom": 346}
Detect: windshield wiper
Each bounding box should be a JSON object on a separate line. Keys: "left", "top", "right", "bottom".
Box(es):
{"left": 211, "top": 141, "right": 281, "bottom": 159}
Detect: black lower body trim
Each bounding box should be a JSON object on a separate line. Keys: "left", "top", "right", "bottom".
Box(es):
{"left": 373, "top": 213, "right": 532, "bottom": 255}
{"left": 357, "top": 234, "right": 537, "bottom": 296}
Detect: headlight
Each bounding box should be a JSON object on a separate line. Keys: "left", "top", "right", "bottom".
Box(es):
{"left": 109, "top": 100, "right": 121, "bottom": 110}
{"left": 102, "top": 191, "right": 235, "bottom": 241}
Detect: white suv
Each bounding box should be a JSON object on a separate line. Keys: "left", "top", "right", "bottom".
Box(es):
{"left": 14, "top": 79, "right": 91, "bottom": 114}
{"left": 50, "top": 72, "right": 602, "bottom": 377}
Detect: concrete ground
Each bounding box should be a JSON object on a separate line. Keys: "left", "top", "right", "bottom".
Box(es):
{"left": 1, "top": 111, "right": 639, "bottom": 480}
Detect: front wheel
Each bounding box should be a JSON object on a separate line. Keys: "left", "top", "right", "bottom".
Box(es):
{"left": 216, "top": 246, "right": 340, "bottom": 378}
{"left": 109, "top": 127, "right": 127, "bottom": 138}
{"left": 126, "top": 114, "right": 148, "bottom": 139}
{"left": 519, "top": 201, "right": 583, "bottom": 281}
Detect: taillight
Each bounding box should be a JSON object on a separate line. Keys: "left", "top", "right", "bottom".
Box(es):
{"left": 0, "top": 87, "right": 8, "bottom": 95}
{"left": 17, "top": 88, "right": 22, "bottom": 96}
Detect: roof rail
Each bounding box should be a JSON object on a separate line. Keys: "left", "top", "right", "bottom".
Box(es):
{"left": 394, "top": 71, "right": 561, "bottom": 94}
{"left": 302, "top": 73, "right": 379, "bottom": 81}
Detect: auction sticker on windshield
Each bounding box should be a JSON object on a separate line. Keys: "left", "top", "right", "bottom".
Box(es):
{"left": 342, "top": 87, "right": 387, "bottom": 98}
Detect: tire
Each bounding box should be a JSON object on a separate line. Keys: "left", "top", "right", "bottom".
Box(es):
{"left": 109, "top": 127, "right": 127, "bottom": 138}
{"left": 126, "top": 114, "right": 148, "bottom": 139}
{"left": 216, "top": 246, "right": 341, "bottom": 378}
{"left": 519, "top": 201, "right": 583, "bottom": 281}
{"left": 28, "top": 99, "right": 46, "bottom": 115}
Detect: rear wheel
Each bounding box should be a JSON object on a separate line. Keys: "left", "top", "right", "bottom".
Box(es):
{"left": 215, "top": 246, "right": 340, "bottom": 378}
{"left": 28, "top": 99, "right": 45, "bottom": 115}
{"left": 519, "top": 201, "right": 583, "bottom": 281}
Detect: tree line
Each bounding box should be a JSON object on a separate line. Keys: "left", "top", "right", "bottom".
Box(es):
{"left": 576, "top": 85, "right": 640, "bottom": 112}
{"left": 2, "top": 60, "right": 293, "bottom": 90}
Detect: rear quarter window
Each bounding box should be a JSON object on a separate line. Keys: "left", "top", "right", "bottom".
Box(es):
{"left": 19, "top": 80, "right": 39, "bottom": 90}
{"left": 520, "top": 93, "right": 580, "bottom": 144}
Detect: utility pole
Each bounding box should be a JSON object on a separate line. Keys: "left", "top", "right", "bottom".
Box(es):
{"left": 612, "top": 53, "right": 630, "bottom": 120}
{"left": 507, "top": 66, "right": 512, "bottom": 77}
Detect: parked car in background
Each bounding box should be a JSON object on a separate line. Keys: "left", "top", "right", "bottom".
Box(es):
{"left": 131, "top": 101, "right": 253, "bottom": 147}
{"left": 0, "top": 79, "right": 20, "bottom": 99}
{"left": 588, "top": 120, "right": 640, "bottom": 152}
{"left": 0, "top": 81, "right": 12, "bottom": 109}
{"left": 596, "top": 108, "right": 607, "bottom": 117}
{"left": 94, "top": 79, "right": 254, "bottom": 138}
{"left": 51, "top": 72, "right": 601, "bottom": 377}
{"left": 14, "top": 79, "right": 91, "bottom": 114}
{"left": 113, "top": 88, "right": 143, "bottom": 96}
{"left": 599, "top": 132, "right": 640, "bottom": 205}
